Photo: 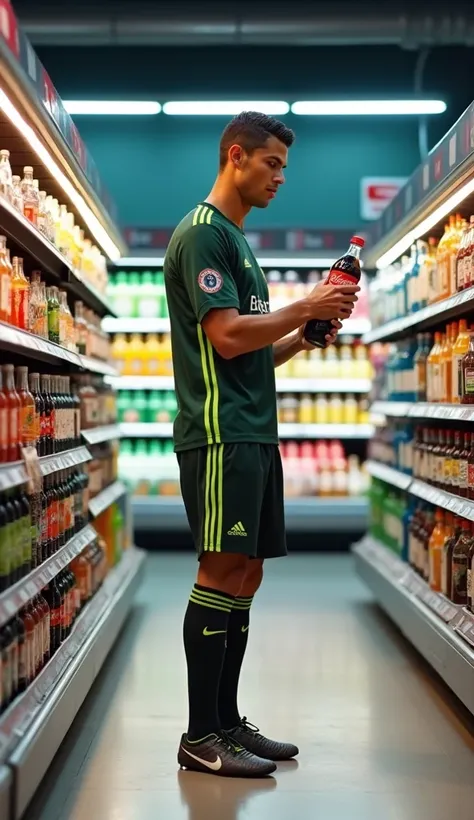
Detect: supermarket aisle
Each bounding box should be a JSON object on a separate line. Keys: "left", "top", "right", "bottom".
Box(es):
{"left": 28, "top": 553, "right": 474, "bottom": 820}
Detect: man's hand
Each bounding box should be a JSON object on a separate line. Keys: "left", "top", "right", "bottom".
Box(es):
{"left": 307, "top": 281, "right": 360, "bottom": 320}
{"left": 297, "top": 319, "right": 342, "bottom": 350}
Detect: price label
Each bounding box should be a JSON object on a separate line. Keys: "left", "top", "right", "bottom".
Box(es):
{"left": 26, "top": 580, "right": 37, "bottom": 597}
{"left": 18, "top": 587, "right": 30, "bottom": 604}
{"left": 3, "top": 597, "right": 16, "bottom": 616}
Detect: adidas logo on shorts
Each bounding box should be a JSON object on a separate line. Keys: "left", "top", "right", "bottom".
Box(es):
{"left": 227, "top": 521, "right": 248, "bottom": 536}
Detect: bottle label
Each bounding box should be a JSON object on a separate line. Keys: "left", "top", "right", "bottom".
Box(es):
{"left": 50, "top": 408, "right": 56, "bottom": 441}
{"left": 48, "top": 306, "right": 60, "bottom": 339}
{"left": 41, "top": 411, "right": 50, "bottom": 440}
{"left": 41, "top": 506, "right": 48, "bottom": 544}
{"left": 50, "top": 607, "right": 61, "bottom": 628}
{"left": 23, "top": 205, "right": 37, "bottom": 224}
{"left": 451, "top": 459, "right": 460, "bottom": 487}
{"left": 444, "top": 457, "right": 452, "bottom": 486}
{"left": 0, "top": 525, "right": 10, "bottom": 577}
{"left": 9, "top": 406, "right": 18, "bottom": 444}
{"left": 452, "top": 560, "right": 467, "bottom": 599}
{"left": 18, "top": 640, "right": 27, "bottom": 683}
{"left": 20, "top": 404, "right": 36, "bottom": 446}
{"left": 51, "top": 500, "right": 59, "bottom": 539}
{"left": 464, "top": 367, "right": 474, "bottom": 394}
{"left": 469, "top": 461, "right": 474, "bottom": 490}
{"left": 459, "top": 458, "right": 468, "bottom": 489}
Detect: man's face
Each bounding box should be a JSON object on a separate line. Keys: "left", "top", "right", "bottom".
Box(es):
{"left": 231, "top": 135, "right": 288, "bottom": 208}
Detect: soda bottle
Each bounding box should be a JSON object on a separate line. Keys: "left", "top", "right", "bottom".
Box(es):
{"left": 304, "top": 236, "right": 364, "bottom": 348}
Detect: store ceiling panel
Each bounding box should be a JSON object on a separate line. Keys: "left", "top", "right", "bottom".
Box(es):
{"left": 12, "top": 0, "right": 474, "bottom": 48}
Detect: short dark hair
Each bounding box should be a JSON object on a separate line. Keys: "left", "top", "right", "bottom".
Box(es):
{"left": 219, "top": 111, "right": 295, "bottom": 169}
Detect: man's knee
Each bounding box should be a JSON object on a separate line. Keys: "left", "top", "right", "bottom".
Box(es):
{"left": 198, "top": 553, "right": 250, "bottom": 597}
{"left": 239, "top": 559, "right": 264, "bottom": 598}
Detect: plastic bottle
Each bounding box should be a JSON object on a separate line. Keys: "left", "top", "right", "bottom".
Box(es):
{"left": 452, "top": 319, "right": 470, "bottom": 403}
{"left": 137, "top": 271, "right": 160, "bottom": 318}
{"left": 21, "top": 166, "right": 39, "bottom": 226}
{"left": 427, "top": 332, "right": 442, "bottom": 403}
{"left": 46, "top": 286, "right": 60, "bottom": 344}
{"left": 0, "top": 149, "right": 13, "bottom": 202}
{"left": 460, "top": 330, "right": 474, "bottom": 405}
{"left": 428, "top": 508, "right": 446, "bottom": 591}
{"left": 124, "top": 333, "right": 145, "bottom": 376}
{"left": 10, "top": 256, "right": 29, "bottom": 331}
{"left": 0, "top": 235, "right": 11, "bottom": 324}
{"left": 143, "top": 333, "right": 161, "bottom": 376}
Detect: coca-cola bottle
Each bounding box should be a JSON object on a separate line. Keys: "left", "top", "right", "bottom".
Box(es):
{"left": 303, "top": 235, "right": 365, "bottom": 348}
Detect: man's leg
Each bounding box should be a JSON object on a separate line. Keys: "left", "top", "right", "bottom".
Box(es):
{"left": 218, "top": 558, "right": 264, "bottom": 730}
{"left": 184, "top": 552, "right": 247, "bottom": 741}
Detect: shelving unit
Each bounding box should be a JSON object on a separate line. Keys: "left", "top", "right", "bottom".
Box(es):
{"left": 0, "top": 13, "right": 140, "bottom": 817}
{"left": 109, "top": 375, "right": 372, "bottom": 394}
{"left": 371, "top": 400, "right": 474, "bottom": 422}
{"left": 121, "top": 421, "right": 374, "bottom": 440}
{"left": 103, "top": 315, "right": 371, "bottom": 336}
{"left": 353, "top": 537, "right": 474, "bottom": 717}
{"left": 133, "top": 495, "right": 368, "bottom": 533}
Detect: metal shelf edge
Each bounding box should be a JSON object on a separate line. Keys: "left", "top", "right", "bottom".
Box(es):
{"left": 81, "top": 425, "right": 122, "bottom": 445}
{"left": 8, "top": 548, "right": 145, "bottom": 819}
{"left": 89, "top": 481, "right": 127, "bottom": 518}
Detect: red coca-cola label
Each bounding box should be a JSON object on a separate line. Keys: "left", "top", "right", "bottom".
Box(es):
{"left": 327, "top": 270, "right": 359, "bottom": 286}
{"left": 50, "top": 607, "right": 61, "bottom": 627}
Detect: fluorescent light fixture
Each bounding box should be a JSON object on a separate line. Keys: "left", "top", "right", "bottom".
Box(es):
{"left": 64, "top": 100, "right": 161, "bottom": 116}
{"left": 118, "top": 256, "right": 336, "bottom": 268}
{"left": 376, "top": 176, "right": 474, "bottom": 269}
{"left": 291, "top": 100, "right": 446, "bottom": 116}
{"left": 163, "top": 101, "right": 290, "bottom": 116}
{"left": 0, "top": 89, "right": 121, "bottom": 260}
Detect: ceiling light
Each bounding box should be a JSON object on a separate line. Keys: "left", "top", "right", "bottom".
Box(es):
{"left": 163, "top": 101, "right": 290, "bottom": 116}
{"left": 64, "top": 100, "right": 161, "bottom": 116}
{"left": 0, "top": 90, "right": 121, "bottom": 260}
{"left": 118, "top": 256, "right": 337, "bottom": 268}
{"left": 376, "top": 175, "right": 474, "bottom": 269}
{"left": 291, "top": 100, "right": 446, "bottom": 116}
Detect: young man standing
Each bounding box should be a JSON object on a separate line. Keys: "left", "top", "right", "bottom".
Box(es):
{"left": 164, "top": 112, "right": 359, "bottom": 778}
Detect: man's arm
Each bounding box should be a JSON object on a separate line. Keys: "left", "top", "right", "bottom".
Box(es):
{"left": 202, "top": 288, "right": 357, "bottom": 360}
{"left": 273, "top": 333, "right": 302, "bottom": 367}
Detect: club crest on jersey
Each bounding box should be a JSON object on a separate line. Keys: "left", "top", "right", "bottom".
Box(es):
{"left": 198, "top": 269, "right": 223, "bottom": 293}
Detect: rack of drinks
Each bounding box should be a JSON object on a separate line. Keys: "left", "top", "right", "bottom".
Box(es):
{"left": 355, "top": 103, "right": 474, "bottom": 719}
{"left": 0, "top": 20, "right": 142, "bottom": 816}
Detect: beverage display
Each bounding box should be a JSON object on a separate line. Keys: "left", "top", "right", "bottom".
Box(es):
{"left": 303, "top": 236, "right": 365, "bottom": 348}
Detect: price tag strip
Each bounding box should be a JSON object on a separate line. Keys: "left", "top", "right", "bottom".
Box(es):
{"left": 79, "top": 356, "right": 118, "bottom": 377}
{"left": 39, "top": 446, "right": 92, "bottom": 477}
{"left": 89, "top": 481, "right": 127, "bottom": 519}
{"left": 454, "top": 610, "right": 474, "bottom": 648}
{"left": 366, "top": 461, "right": 412, "bottom": 491}
{"left": 81, "top": 425, "right": 122, "bottom": 446}
{"left": 0, "top": 524, "right": 97, "bottom": 628}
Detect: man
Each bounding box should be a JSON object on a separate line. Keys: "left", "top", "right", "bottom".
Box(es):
{"left": 164, "top": 111, "right": 359, "bottom": 778}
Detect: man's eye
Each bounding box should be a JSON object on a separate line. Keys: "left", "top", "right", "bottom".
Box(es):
{"left": 267, "top": 161, "right": 276, "bottom": 168}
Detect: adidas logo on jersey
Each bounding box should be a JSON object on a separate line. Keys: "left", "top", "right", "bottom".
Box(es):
{"left": 227, "top": 522, "right": 248, "bottom": 536}
{"left": 244, "top": 258, "right": 252, "bottom": 268}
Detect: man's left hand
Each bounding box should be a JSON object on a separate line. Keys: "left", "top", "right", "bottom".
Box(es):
{"left": 297, "top": 319, "right": 343, "bottom": 351}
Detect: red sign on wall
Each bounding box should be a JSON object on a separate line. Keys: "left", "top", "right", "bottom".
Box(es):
{"left": 0, "top": 0, "right": 19, "bottom": 58}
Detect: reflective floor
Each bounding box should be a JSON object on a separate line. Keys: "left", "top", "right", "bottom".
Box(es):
{"left": 28, "top": 552, "right": 474, "bottom": 820}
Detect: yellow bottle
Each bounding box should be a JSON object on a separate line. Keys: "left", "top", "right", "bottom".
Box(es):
{"left": 425, "top": 237, "right": 439, "bottom": 305}
{"left": 353, "top": 343, "right": 372, "bottom": 380}
{"left": 142, "top": 333, "right": 161, "bottom": 376}
{"left": 427, "top": 332, "right": 442, "bottom": 402}
{"left": 439, "top": 326, "right": 452, "bottom": 404}
{"left": 158, "top": 333, "right": 173, "bottom": 376}
{"left": 449, "top": 215, "right": 466, "bottom": 295}
{"left": 110, "top": 333, "right": 129, "bottom": 376}
{"left": 428, "top": 508, "right": 446, "bottom": 592}
{"left": 314, "top": 394, "right": 329, "bottom": 424}
{"left": 124, "top": 333, "right": 146, "bottom": 376}
{"left": 343, "top": 394, "right": 358, "bottom": 424}
{"left": 436, "top": 220, "right": 452, "bottom": 301}
{"left": 328, "top": 394, "right": 343, "bottom": 424}
{"left": 452, "top": 319, "right": 470, "bottom": 403}
{"left": 338, "top": 343, "right": 354, "bottom": 379}
{"left": 298, "top": 393, "right": 313, "bottom": 424}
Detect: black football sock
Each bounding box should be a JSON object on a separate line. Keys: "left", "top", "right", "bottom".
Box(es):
{"left": 183, "top": 584, "right": 234, "bottom": 742}
{"left": 218, "top": 595, "right": 254, "bottom": 730}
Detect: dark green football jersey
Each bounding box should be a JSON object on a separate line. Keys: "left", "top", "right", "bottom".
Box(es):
{"left": 164, "top": 202, "right": 278, "bottom": 452}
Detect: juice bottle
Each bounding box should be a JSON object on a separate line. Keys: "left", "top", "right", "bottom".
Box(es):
{"left": 426, "top": 332, "right": 442, "bottom": 402}
{"left": 16, "top": 366, "right": 36, "bottom": 449}
{"left": 111, "top": 333, "right": 128, "bottom": 375}
{"left": 414, "top": 333, "right": 428, "bottom": 401}
{"left": 46, "top": 286, "right": 60, "bottom": 344}
{"left": 451, "top": 517, "right": 473, "bottom": 605}
{"left": 298, "top": 393, "right": 313, "bottom": 424}
{"left": 425, "top": 237, "right": 438, "bottom": 305}
{"left": 74, "top": 301, "right": 88, "bottom": 355}
{"left": 436, "top": 221, "right": 451, "bottom": 301}
{"left": 328, "top": 394, "right": 343, "bottom": 424}
{"left": 339, "top": 342, "right": 354, "bottom": 379}
{"left": 464, "top": 216, "right": 474, "bottom": 291}
{"left": 452, "top": 319, "right": 470, "bottom": 403}
{"left": 3, "top": 364, "right": 20, "bottom": 462}
{"left": 343, "top": 394, "right": 358, "bottom": 424}
{"left": 440, "top": 324, "right": 453, "bottom": 404}
{"left": 353, "top": 343, "right": 371, "bottom": 380}
{"left": 158, "top": 333, "right": 173, "bottom": 376}
{"left": 314, "top": 394, "right": 329, "bottom": 424}
{"left": 0, "top": 235, "right": 11, "bottom": 324}
{"left": 143, "top": 333, "right": 161, "bottom": 376}
{"left": 21, "top": 166, "right": 39, "bottom": 225}
{"left": 137, "top": 271, "right": 160, "bottom": 318}
{"left": 461, "top": 330, "right": 474, "bottom": 405}
{"left": 428, "top": 508, "right": 446, "bottom": 591}
{"left": 0, "top": 149, "right": 13, "bottom": 202}
{"left": 455, "top": 219, "right": 469, "bottom": 293}
{"left": 123, "top": 333, "right": 144, "bottom": 376}
{"left": 10, "top": 256, "right": 29, "bottom": 331}
{"left": 451, "top": 215, "right": 466, "bottom": 295}
{"left": 11, "top": 175, "right": 23, "bottom": 213}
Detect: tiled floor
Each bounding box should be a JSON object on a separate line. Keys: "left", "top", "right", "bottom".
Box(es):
{"left": 27, "top": 552, "right": 474, "bottom": 820}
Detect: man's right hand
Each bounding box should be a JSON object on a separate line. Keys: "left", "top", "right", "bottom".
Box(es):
{"left": 306, "top": 281, "right": 360, "bottom": 320}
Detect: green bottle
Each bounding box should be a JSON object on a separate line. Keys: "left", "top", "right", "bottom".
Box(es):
{"left": 138, "top": 271, "right": 159, "bottom": 318}
{"left": 47, "top": 285, "right": 60, "bottom": 344}
{"left": 155, "top": 271, "right": 167, "bottom": 319}
{"left": 147, "top": 390, "right": 163, "bottom": 423}
{"left": 164, "top": 390, "right": 178, "bottom": 422}
{"left": 128, "top": 272, "right": 140, "bottom": 318}
{"left": 114, "top": 271, "right": 134, "bottom": 318}
{"left": 117, "top": 390, "right": 131, "bottom": 423}
{"left": 112, "top": 503, "right": 124, "bottom": 565}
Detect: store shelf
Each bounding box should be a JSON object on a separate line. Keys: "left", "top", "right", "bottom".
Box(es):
{"left": 102, "top": 316, "right": 371, "bottom": 336}
{"left": 366, "top": 460, "right": 412, "bottom": 490}
{"left": 371, "top": 400, "right": 474, "bottom": 421}
{"left": 0, "top": 446, "right": 92, "bottom": 491}
{"left": 81, "top": 425, "right": 122, "bottom": 446}
{"left": 366, "top": 460, "right": 474, "bottom": 522}
{"left": 353, "top": 536, "right": 474, "bottom": 717}
{"left": 108, "top": 375, "right": 372, "bottom": 393}
{"left": 370, "top": 401, "right": 413, "bottom": 418}
{"left": 278, "top": 423, "right": 374, "bottom": 439}
{"left": 0, "top": 525, "right": 97, "bottom": 630}
{"left": 5, "top": 547, "right": 145, "bottom": 819}
{"left": 0, "top": 320, "right": 81, "bottom": 367}
{"left": 132, "top": 495, "right": 368, "bottom": 532}
{"left": 89, "top": 481, "right": 127, "bottom": 518}
{"left": 363, "top": 287, "right": 474, "bottom": 344}
{"left": 120, "top": 422, "right": 374, "bottom": 439}
{"left": 78, "top": 356, "right": 118, "bottom": 377}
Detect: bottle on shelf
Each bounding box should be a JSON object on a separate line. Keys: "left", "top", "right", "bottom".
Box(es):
{"left": 460, "top": 330, "right": 474, "bottom": 404}
{"left": 452, "top": 319, "right": 470, "bottom": 403}
{"left": 0, "top": 235, "right": 11, "bottom": 324}
{"left": 0, "top": 149, "right": 13, "bottom": 202}
{"left": 451, "top": 517, "right": 473, "bottom": 605}
{"left": 11, "top": 256, "right": 29, "bottom": 331}
{"left": 21, "top": 166, "right": 39, "bottom": 226}
{"left": 3, "top": 363, "right": 20, "bottom": 462}
{"left": 11, "top": 175, "right": 23, "bottom": 213}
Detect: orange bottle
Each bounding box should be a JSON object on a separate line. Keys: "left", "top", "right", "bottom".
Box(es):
{"left": 110, "top": 333, "right": 129, "bottom": 376}
{"left": 429, "top": 508, "right": 446, "bottom": 591}
{"left": 436, "top": 221, "right": 451, "bottom": 301}
{"left": 10, "top": 256, "right": 29, "bottom": 330}
{"left": 142, "top": 333, "right": 161, "bottom": 376}
{"left": 123, "top": 333, "right": 145, "bottom": 376}
{"left": 452, "top": 319, "right": 470, "bottom": 403}
{"left": 427, "top": 332, "right": 442, "bottom": 402}
{"left": 0, "top": 235, "right": 11, "bottom": 324}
